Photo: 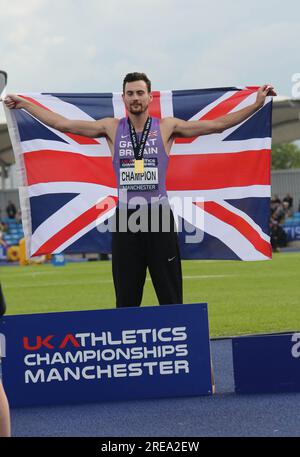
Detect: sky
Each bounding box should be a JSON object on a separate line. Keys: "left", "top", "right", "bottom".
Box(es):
{"left": 1, "top": 0, "right": 300, "bottom": 93}
{"left": 0, "top": 0, "right": 300, "bottom": 121}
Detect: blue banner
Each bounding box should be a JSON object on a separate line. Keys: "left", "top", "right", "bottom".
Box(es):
{"left": 232, "top": 332, "right": 300, "bottom": 393}
{"left": 283, "top": 224, "right": 300, "bottom": 241}
{"left": 1, "top": 304, "right": 212, "bottom": 407}
{"left": 51, "top": 254, "right": 66, "bottom": 266}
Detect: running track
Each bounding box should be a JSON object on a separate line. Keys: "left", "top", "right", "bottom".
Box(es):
{"left": 10, "top": 339, "right": 300, "bottom": 437}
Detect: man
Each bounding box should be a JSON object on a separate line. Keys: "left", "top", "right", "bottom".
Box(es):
{"left": 6, "top": 201, "right": 16, "bottom": 219}
{"left": 4, "top": 73, "right": 276, "bottom": 308}
{"left": 0, "top": 283, "right": 10, "bottom": 437}
{"left": 283, "top": 193, "right": 293, "bottom": 211}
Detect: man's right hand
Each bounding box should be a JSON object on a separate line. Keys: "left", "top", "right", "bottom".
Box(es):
{"left": 1, "top": 92, "right": 118, "bottom": 148}
{"left": 3, "top": 94, "right": 26, "bottom": 109}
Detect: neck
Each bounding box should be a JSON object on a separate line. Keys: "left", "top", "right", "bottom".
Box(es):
{"left": 128, "top": 111, "right": 150, "bottom": 132}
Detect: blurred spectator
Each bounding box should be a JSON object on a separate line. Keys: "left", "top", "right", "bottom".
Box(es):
{"left": 271, "top": 193, "right": 296, "bottom": 223}
{"left": 0, "top": 229, "right": 7, "bottom": 249}
{"left": 282, "top": 201, "right": 292, "bottom": 219}
{"left": 0, "top": 221, "right": 8, "bottom": 233}
{"left": 271, "top": 200, "right": 285, "bottom": 224}
{"left": 270, "top": 197, "right": 278, "bottom": 216}
{"left": 272, "top": 194, "right": 281, "bottom": 204}
{"left": 6, "top": 201, "right": 17, "bottom": 219}
{"left": 15, "top": 209, "right": 22, "bottom": 224}
{"left": 283, "top": 193, "right": 293, "bottom": 211}
{"left": 270, "top": 220, "right": 287, "bottom": 252}
{"left": 269, "top": 194, "right": 292, "bottom": 252}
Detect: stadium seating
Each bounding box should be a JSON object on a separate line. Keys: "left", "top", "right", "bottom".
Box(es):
{"left": 284, "top": 213, "right": 300, "bottom": 226}
{"left": 1, "top": 217, "right": 24, "bottom": 247}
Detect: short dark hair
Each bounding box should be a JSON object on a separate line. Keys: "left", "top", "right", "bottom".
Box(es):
{"left": 123, "top": 72, "right": 151, "bottom": 93}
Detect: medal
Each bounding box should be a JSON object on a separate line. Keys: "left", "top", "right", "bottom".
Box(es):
{"left": 134, "top": 159, "right": 144, "bottom": 174}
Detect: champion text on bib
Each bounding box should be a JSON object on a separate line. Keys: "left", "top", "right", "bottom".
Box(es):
{"left": 120, "top": 158, "right": 159, "bottom": 192}
{"left": 113, "top": 117, "right": 169, "bottom": 204}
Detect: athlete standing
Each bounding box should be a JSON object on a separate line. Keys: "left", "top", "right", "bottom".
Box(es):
{"left": 4, "top": 73, "right": 276, "bottom": 308}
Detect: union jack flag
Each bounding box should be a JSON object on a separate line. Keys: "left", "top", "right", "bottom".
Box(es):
{"left": 5, "top": 87, "right": 272, "bottom": 260}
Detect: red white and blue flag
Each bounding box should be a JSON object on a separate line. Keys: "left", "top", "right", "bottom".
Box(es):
{"left": 5, "top": 87, "right": 272, "bottom": 260}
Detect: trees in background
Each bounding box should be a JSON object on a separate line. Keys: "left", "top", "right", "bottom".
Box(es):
{"left": 272, "top": 143, "right": 300, "bottom": 169}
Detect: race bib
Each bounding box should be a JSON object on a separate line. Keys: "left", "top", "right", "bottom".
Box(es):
{"left": 119, "top": 158, "right": 159, "bottom": 192}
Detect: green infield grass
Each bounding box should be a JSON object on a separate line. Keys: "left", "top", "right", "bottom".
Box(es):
{"left": 1, "top": 252, "right": 300, "bottom": 338}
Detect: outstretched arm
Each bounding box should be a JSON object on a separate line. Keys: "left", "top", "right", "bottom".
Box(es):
{"left": 170, "top": 85, "right": 276, "bottom": 138}
{"left": 3, "top": 94, "right": 115, "bottom": 138}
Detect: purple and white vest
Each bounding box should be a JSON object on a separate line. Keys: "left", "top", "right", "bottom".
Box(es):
{"left": 113, "top": 117, "right": 169, "bottom": 207}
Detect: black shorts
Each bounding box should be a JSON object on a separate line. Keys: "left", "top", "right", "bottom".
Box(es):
{"left": 111, "top": 204, "right": 183, "bottom": 308}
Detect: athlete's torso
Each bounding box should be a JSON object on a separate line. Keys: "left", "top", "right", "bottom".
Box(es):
{"left": 113, "top": 117, "right": 170, "bottom": 206}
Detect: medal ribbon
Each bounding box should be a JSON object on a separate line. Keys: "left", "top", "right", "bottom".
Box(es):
{"left": 128, "top": 117, "right": 152, "bottom": 161}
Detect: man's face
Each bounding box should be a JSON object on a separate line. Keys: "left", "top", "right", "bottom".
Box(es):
{"left": 122, "top": 80, "right": 153, "bottom": 115}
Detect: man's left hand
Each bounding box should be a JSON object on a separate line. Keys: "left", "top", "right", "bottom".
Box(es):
{"left": 255, "top": 85, "right": 277, "bottom": 108}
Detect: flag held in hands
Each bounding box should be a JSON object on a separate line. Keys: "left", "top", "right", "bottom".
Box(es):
{"left": 4, "top": 87, "right": 272, "bottom": 261}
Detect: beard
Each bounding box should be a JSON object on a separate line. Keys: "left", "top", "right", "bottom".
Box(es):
{"left": 128, "top": 103, "right": 148, "bottom": 115}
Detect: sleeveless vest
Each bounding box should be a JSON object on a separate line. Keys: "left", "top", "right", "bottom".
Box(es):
{"left": 113, "top": 117, "right": 169, "bottom": 207}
